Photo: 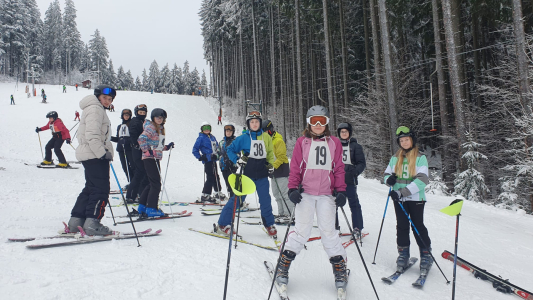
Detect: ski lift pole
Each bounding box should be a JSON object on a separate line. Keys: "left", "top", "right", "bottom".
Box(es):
{"left": 430, "top": 66, "right": 437, "bottom": 132}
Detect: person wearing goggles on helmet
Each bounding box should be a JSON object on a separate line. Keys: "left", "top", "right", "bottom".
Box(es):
{"left": 110, "top": 109, "right": 135, "bottom": 185}
{"left": 125, "top": 104, "right": 149, "bottom": 204}
{"left": 216, "top": 110, "right": 277, "bottom": 238}
{"left": 68, "top": 84, "right": 116, "bottom": 236}
{"left": 275, "top": 105, "right": 349, "bottom": 294}
{"left": 217, "top": 123, "right": 238, "bottom": 200}
{"left": 192, "top": 122, "right": 224, "bottom": 203}
{"left": 383, "top": 126, "right": 432, "bottom": 275}
{"left": 35, "top": 111, "right": 71, "bottom": 168}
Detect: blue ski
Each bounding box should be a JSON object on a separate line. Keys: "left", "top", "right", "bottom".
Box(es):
{"left": 381, "top": 257, "right": 418, "bottom": 284}
{"left": 412, "top": 274, "right": 427, "bottom": 288}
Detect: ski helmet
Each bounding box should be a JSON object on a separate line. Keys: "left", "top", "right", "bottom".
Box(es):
{"left": 134, "top": 104, "right": 147, "bottom": 117}
{"left": 224, "top": 123, "right": 235, "bottom": 137}
{"left": 121, "top": 109, "right": 132, "bottom": 120}
{"left": 200, "top": 121, "right": 211, "bottom": 132}
{"left": 262, "top": 119, "right": 274, "bottom": 136}
{"left": 337, "top": 123, "right": 353, "bottom": 138}
{"left": 306, "top": 105, "right": 330, "bottom": 118}
{"left": 246, "top": 110, "right": 262, "bottom": 131}
{"left": 46, "top": 111, "right": 58, "bottom": 120}
{"left": 94, "top": 85, "right": 117, "bottom": 100}
{"left": 151, "top": 108, "right": 167, "bottom": 121}
{"left": 396, "top": 126, "right": 417, "bottom": 147}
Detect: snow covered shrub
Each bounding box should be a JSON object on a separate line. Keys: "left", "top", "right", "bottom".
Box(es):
{"left": 426, "top": 171, "right": 449, "bottom": 196}
{"left": 454, "top": 131, "right": 489, "bottom": 202}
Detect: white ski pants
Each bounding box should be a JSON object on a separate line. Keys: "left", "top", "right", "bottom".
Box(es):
{"left": 284, "top": 193, "right": 347, "bottom": 260}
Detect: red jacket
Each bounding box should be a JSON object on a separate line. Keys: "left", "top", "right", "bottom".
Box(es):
{"left": 40, "top": 118, "right": 71, "bottom": 140}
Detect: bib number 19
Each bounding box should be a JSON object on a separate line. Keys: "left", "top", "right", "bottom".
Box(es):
{"left": 315, "top": 146, "right": 327, "bottom": 165}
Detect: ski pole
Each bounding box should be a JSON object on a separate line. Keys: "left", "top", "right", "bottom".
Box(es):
{"left": 157, "top": 148, "right": 173, "bottom": 214}
{"left": 110, "top": 162, "right": 141, "bottom": 246}
{"left": 452, "top": 213, "right": 460, "bottom": 300}
{"left": 37, "top": 132, "right": 44, "bottom": 160}
{"left": 397, "top": 201, "right": 450, "bottom": 283}
{"left": 234, "top": 196, "right": 243, "bottom": 249}
{"left": 153, "top": 150, "right": 174, "bottom": 217}
{"left": 69, "top": 143, "right": 76, "bottom": 150}
{"left": 267, "top": 203, "right": 297, "bottom": 300}
{"left": 72, "top": 127, "right": 79, "bottom": 140}
{"left": 372, "top": 187, "right": 392, "bottom": 264}
{"left": 69, "top": 121, "right": 79, "bottom": 132}
{"left": 273, "top": 176, "right": 293, "bottom": 218}
{"left": 340, "top": 206, "right": 380, "bottom": 300}
{"left": 124, "top": 152, "right": 132, "bottom": 183}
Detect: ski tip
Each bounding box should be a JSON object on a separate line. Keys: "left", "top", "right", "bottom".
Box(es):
{"left": 154, "top": 229, "right": 163, "bottom": 234}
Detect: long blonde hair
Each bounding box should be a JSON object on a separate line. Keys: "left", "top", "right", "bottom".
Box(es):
{"left": 394, "top": 140, "right": 419, "bottom": 178}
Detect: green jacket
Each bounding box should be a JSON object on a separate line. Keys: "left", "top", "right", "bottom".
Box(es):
{"left": 383, "top": 153, "right": 429, "bottom": 201}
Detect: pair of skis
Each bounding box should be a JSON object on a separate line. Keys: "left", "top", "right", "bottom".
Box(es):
{"left": 114, "top": 210, "right": 192, "bottom": 224}
{"left": 380, "top": 257, "right": 424, "bottom": 287}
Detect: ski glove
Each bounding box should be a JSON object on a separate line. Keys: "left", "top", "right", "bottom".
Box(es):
{"left": 211, "top": 153, "right": 218, "bottom": 161}
{"left": 100, "top": 151, "right": 113, "bottom": 161}
{"left": 237, "top": 156, "right": 248, "bottom": 166}
{"left": 389, "top": 190, "right": 402, "bottom": 202}
{"left": 35, "top": 127, "right": 41, "bottom": 133}
{"left": 335, "top": 191, "right": 347, "bottom": 207}
{"left": 199, "top": 154, "right": 207, "bottom": 162}
{"left": 165, "top": 142, "right": 174, "bottom": 150}
{"left": 386, "top": 174, "right": 397, "bottom": 187}
{"left": 266, "top": 163, "right": 274, "bottom": 178}
{"left": 288, "top": 188, "right": 302, "bottom": 204}
{"left": 66, "top": 138, "right": 71, "bottom": 144}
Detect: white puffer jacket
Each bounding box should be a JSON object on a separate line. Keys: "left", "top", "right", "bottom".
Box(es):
{"left": 75, "top": 95, "right": 114, "bottom": 161}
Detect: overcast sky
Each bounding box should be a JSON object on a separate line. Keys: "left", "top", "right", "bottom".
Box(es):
{"left": 35, "top": 0, "right": 208, "bottom": 80}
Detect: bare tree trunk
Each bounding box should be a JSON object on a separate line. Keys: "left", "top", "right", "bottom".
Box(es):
{"left": 369, "top": 0, "right": 382, "bottom": 93}
{"left": 252, "top": 2, "right": 260, "bottom": 102}
{"left": 442, "top": 0, "right": 467, "bottom": 152}
{"left": 512, "top": 0, "right": 532, "bottom": 115}
{"left": 295, "top": 0, "right": 304, "bottom": 130}
{"left": 322, "top": 0, "right": 335, "bottom": 126}
{"left": 339, "top": 0, "right": 349, "bottom": 108}
{"left": 363, "top": 0, "right": 372, "bottom": 83}
{"left": 270, "top": 3, "right": 277, "bottom": 116}
{"left": 377, "top": 0, "right": 398, "bottom": 153}
{"left": 278, "top": 5, "right": 286, "bottom": 140}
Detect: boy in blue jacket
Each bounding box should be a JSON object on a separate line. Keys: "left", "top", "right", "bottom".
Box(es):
{"left": 193, "top": 122, "right": 224, "bottom": 202}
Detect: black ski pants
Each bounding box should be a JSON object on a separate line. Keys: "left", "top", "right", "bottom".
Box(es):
{"left": 202, "top": 160, "right": 221, "bottom": 194}
{"left": 45, "top": 136, "right": 66, "bottom": 163}
{"left": 393, "top": 201, "right": 431, "bottom": 249}
{"left": 118, "top": 150, "right": 135, "bottom": 182}
{"left": 221, "top": 168, "right": 235, "bottom": 197}
{"left": 139, "top": 159, "right": 161, "bottom": 209}
{"left": 126, "top": 147, "right": 148, "bottom": 200}
{"left": 71, "top": 159, "right": 110, "bottom": 219}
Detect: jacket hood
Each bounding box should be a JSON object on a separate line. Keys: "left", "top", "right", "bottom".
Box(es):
{"left": 79, "top": 95, "right": 103, "bottom": 110}
{"left": 273, "top": 132, "right": 283, "bottom": 141}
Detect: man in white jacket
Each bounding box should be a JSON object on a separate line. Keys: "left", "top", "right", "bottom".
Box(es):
{"left": 67, "top": 85, "right": 116, "bottom": 235}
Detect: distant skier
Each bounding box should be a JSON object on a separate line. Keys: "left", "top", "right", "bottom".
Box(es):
{"left": 35, "top": 111, "right": 71, "bottom": 168}
{"left": 275, "top": 106, "right": 348, "bottom": 295}
{"left": 10, "top": 95, "right": 15, "bottom": 105}
{"left": 42, "top": 93, "right": 47, "bottom": 103}
{"left": 110, "top": 109, "right": 136, "bottom": 183}
{"left": 41, "top": 88, "right": 45, "bottom": 97}
{"left": 137, "top": 108, "right": 174, "bottom": 217}
{"left": 74, "top": 110, "right": 80, "bottom": 121}
{"left": 63, "top": 85, "right": 66, "bottom": 93}
{"left": 109, "top": 104, "right": 115, "bottom": 112}
{"left": 217, "top": 115, "right": 222, "bottom": 125}
{"left": 125, "top": 104, "right": 149, "bottom": 203}
{"left": 192, "top": 122, "right": 224, "bottom": 202}
{"left": 337, "top": 122, "right": 366, "bottom": 239}
{"left": 384, "top": 126, "right": 433, "bottom": 276}
{"left": 217, "top": 123, "right": 238, "bottom": 200}
{"left": 75, "top": 83, "right": 78, "bottom": 91}
{"left": 67, "top": 85, "right": 116, "bottom": 236}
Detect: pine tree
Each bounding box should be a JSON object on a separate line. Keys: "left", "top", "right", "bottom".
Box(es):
{"left": 62, "top": 0, "right": 82, "bottom": 75}
{"left": 454, "top": 131, "right": 489, "bottom": 202}
{"left": 104, "top": 59, "right": 116, "bottom": 87}
{"left": 125, "top": 70, "right": 134, "bottom": 90}
{"left": 148, "top": 60, "right": 159, "bottom": 92}
{"left": 135, "top": 76, "right": 142, "bottom": 91}
{"left": 160, "top": 63, "right": 171, "bottom": 93}
{"left": 43, "top": 0, "right": 63, "bottom": 74}
{"left": 141, "top": 68, "right": 148, "bottom": 91}
{"left": 201, "top": 69, "right": 208, "bottom": 95}
{"left": 88, "top": 29, "right": 109, "bottom": 84}
{"left": 188, "top": 67, "right": 200, "bottom": 95}
{"left": 116, "top": 65, "right": 125, "bottom": 89}
{"left": 171, "top": 63, "right": 183, "bottom": 94}
{"left": 182, "top": 60, "right": 190, "bottom": 94}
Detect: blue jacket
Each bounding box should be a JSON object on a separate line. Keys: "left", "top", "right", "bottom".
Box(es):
{"left": 226, "top": 130, "right": 274, "bottom": 179}
{"left": 218, "top": 136, "right": 237, "bottom": 171}
{"left": 192, "top": 132, "right": 218, "bottom": 164}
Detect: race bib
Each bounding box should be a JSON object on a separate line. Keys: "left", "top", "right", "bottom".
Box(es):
{"left": 156, "top": 134, "right": 165, "bottom": 151}
{"left": 249, "top": 139, "right": 267, "bottom": 159}
{"left": 210, "top": 139, "right": 218, "bottom": 154}
{"left": 342, "top": 145, "right": 351, "bottom": 165}
{"left": 306, "top": 140, "right": 332, "bottom": 171}
{"left": 119, "top": 124, "right": 130, "bottom": 137}
{"left": 50, "top": 123, "right": 58, "bottom": 133}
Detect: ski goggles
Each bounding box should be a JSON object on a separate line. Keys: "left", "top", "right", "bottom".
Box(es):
{"left": 247, "top": 110, "right": 262, "bottom": 118}
{"left": 121, "top": 109, "right": 132, "bottom": 115}
{"left": 136, "top": 104, "right": 147, "bottom": 110}
{"left": 102, "top": 87, "right": 116, "bottom": 98}
{"left": 396, "top": 126, "right": 411, "bottom": 136}
{"left": 201, "top": 125, "right": 212, "bottom": 131}
{"left": 307, "top": 115, "right": 329, "bottom": 126}
{"left": 224, "top": 125, "right": 234, "bottom": 131}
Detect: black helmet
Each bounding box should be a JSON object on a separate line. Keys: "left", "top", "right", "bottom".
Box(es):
{"left": 151, "top": 108, "right": 167, "bottom": 120}
{"left": 134, "top": 104, "right": 147, "bottom": 117}
{"left": 121, "top": 109, "right": 132, "bottom": 120}
{"left": 337, "top": 123, "right": 352, "bottom": 138}
{"left": 396, "top": 126, "right": 417, "bottom": 147}
{"left": 94, "top": 85, "right": 117, "bottom": 100}
{"left": 262, "top": 119, "right": 274, "bottom": 136}
{"left": 46, "top": 111, "right": 58, "bottom": 120}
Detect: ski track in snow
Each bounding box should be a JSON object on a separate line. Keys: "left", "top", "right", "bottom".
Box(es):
{"left": 0, "top": 82, "right": 532, "bottom": 299}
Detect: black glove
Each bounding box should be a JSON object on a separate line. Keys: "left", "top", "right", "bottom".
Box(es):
{"left": 266, "top": 163, "right": 274, "bottom": 178}
{"left": 166, "top": 142, "right": 175, "bottom": 149}
{"left": 288, "top": 188, "right": 302, "bottom": 204}
{"left": 66, "top": 138, "right": 71, "bottom": 144}
{"left": 100, "top": 151, "right": 113, "bottom": 161}
{"left": 335, "top": 191, "right": 347, "bottom": 207}
{"left": 199, "top": 154, "right": 207, "bottom": 162}
{"left": 35, "top": 127, "right": 41, "bottom": 133}
{"left": 386, "top": 174, "right": 397, "bottom": 187}
{"left": 211, "top": 153, "right": 218, "bottom": 160}
{"left": 389, "top": 190, "right": 402, "bottom": 202}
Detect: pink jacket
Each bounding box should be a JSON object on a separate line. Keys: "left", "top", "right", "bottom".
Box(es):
{"left": 288, "top": 135, "right": 346, "bottom": 196}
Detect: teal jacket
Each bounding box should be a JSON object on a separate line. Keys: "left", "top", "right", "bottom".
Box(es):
{"left": 383, "top": 152, "right": 429, "bottom": 201}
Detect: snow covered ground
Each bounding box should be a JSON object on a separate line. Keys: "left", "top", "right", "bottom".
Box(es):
{"left": 0, "top": 82, "right": 532, "bottom": 300}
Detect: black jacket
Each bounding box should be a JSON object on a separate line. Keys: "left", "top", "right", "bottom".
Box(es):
{"left": 129, "top": 116, "right": 145, "bottom": 148}
{"left": 341, "top": 137, "right": 366, "bottom": 185}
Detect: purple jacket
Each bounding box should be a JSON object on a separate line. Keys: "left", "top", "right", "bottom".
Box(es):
{"left": 288, "top": 135, "right": 346, "bottom": 196}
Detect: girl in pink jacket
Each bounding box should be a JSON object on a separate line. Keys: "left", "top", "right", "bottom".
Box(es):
{"left": 274, "top": 106, "right": 349, "bottom": 295}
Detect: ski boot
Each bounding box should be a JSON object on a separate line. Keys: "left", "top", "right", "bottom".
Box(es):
{"left": 128, "top": 208, "right": 139, "bottom": 217}
{"left": 199, "top": 193, "right": 212, "bottom": 203}
{"left": 216, "top": 224, "right": 232, "bottom": 236}
{"left": 57, "top": 162, "right": 70, "bottom": 168}
{"left": 330, "top": 255, "right": 349, "bottom": 290}
{"left": 419, "top": 247, "right": 433, "bottom": 275}
{"left": 214, "top": 191, "right": 227, "bottom": 202}
{"left": 276, "top": 250, "right": 296, "bottom": 286}
{"left": 125, "top": 198, "right": 135, "bottom": 204}
{"left": 67, "top": 217, "right": 85, "bottom": 233}
{"left": 40, "top": 160, "right": 54, "bottom": 165}
{"left": 265, "top": 225, "right": 278, "bottom": 238}
{"left": 83, "top": 218, "right": 113, "bottom": 236}
{"left": 351, "top": 228, "right": 362, "bottom": 241}
{"left": 396, "top": 246, "right": 410, "bottom": 272}
{"left": 145, "top": 207, "right": 166, "bottom": 218}
{"left": 137, "top": 204, "right": 147, "bottom": 218}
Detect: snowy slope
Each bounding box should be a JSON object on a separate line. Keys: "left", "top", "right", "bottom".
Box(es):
{"left": 0, "top": 82, "right": 532, "bottom": 300}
